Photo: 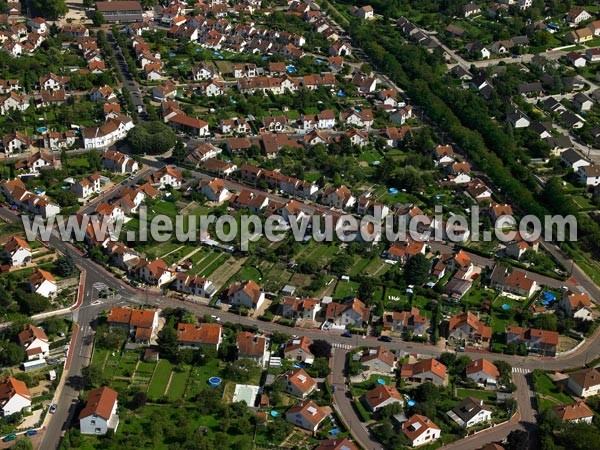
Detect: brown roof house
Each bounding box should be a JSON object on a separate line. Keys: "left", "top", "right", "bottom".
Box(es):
{"left": 227, "top": 280, "right": 265, "bottom": 310}
{"left": 567, "top": 368, "right": 600, "bottom": 398}
{"left": 466, "top": 358, "right": 500, "bottom": 387}
{"left": 553, "top": 400, "right": 594, "bottom": 424}
{"left": 18, "top": 324, "right": 49, "bottom": 361}
{"left": 447, "top": 312, "right": 492, "bottom": 345}
{"left": 0, "top": 376, "right": 31, "bottom": 416}
{"left": 283, "top": 336, "right": 315, "bottom": 364}
{"left": 358, "top": 346, "right": 396, "bottom": 374}
{"left": 285, "top": 400, "right": 328, "bottom": 432}
{"left": 506, "top": 326, "right": 558, "bottom": 356}
{"left": 236, "top": 331, "right": 269, "bottom": 367}
{"left": 281, "top": 368, "right": 317, "bottom": 398}
{"left": 401, "top": 358, "right": 448, "bottom": 386}
{"left": 362, "top": 384, "right": 403, "bottom": 412}
{"left": 401, "top": 414, "right": 441, "bottom": 447}
{"left": 79, "top": 386, "right": 119, "bottom": 435}
{"left": 325, "top": 298, "right": 370, "bottom": 329}
{"left": 176, "top": 323, "right": 222, "bottom": 351}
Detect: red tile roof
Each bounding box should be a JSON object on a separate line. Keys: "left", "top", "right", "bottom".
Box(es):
{"left": 78, "top": 386, "right": 118, "bottom": 420}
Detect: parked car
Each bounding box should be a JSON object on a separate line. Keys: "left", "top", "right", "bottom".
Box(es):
{"left": 2, "top": 433, "right": 16, "bottom": 442}
{"left": 378, "top": 335, "right": 393, "bottom": 342}
{"left": 49, "top": 404, "right": 57, "bottom": 414}
{"left": 341, "top": 330, "right": 352, "bottom": 338}
{"left": 26, "top": 430, "right": 38, "bottom": 436}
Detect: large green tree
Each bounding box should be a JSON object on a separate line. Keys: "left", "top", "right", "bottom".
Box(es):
{"left": 404, "top": 254, "right": 431, "bottom": 285}
{"left": 127, "top": 121, "right": 176, "bottom": 155}
{"left": 33, "top": 0, "right": 68, "bottom": 19}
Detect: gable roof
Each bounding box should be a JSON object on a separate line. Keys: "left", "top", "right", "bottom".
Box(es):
{"left": 177, "top": 322, "right": 222, "bottom": 345}
{"left": 236, "top": 331, "right": 267, "bottom": 356}
{"left": 79, "top": 386, "right": 118, "bottom": 420}
{"left": 286, "top": 400, "right": 327, "bottom": 426}
{"left": 401, "top": 358, "right": 447, "bottom": 380}
{"left": 362, "top": 384, "right": 403, "bottom": 410}
{"left": 553, "top": 400, "right": 594, "bottom": 421}
{"left": 402, "top": 414, "right": 440, "bottom": 442}
{"left": 466, "top": 358, "right": 499, "bottom": 378}
{"left": 282, "top": 368, "right": 317, "bottom": 394}
{"left": 0, "top": 376, "right": 31, "bottom": 403}
{"left": 568, "top": 367, "right": 600, "bottom": 390}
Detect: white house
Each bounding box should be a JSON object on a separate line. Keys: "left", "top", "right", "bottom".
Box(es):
{"left": 362, "top": 384, "right": 403, "bottom": 412}
{"left": 71, "top": 173, "right": 102, "bottom": 200}
{"left": 553, "top": 401, "right": 594, "bottom": 424}
{"left": 18, "top": 324, "right": 49, "bottom": 361}
{"left": 236, "top": 331, "right": 269, "bottom": 367}
{"left": 560, "top": 292, "right": 594, "bottom": 321}
{"left": 148, "top": 166, "right": 183, "bottom": 189}
{"left": 402, "top": 414, "right": 441, "bottom": 447}
{"left": 82, "top": 117, "right": 134, "bottom": 149}
{"left": 28, "top": 269, "right": 57, "bottom": 298}
{"left": 79, "top": 386, "right": 119, "bottom": 435}
{"left": 567, "top": 368, "right": 600, "bottom": 398}
{"left": 228, "top": 280, "right": 265, "bottom": 310}
{"left": 102, "top": 150, "right": 139, "bottom": 174}
{"left": 578, "top": 165, "right": 600, "bottom": 186}
{"left": 1, "top": 235, "right": 32, "bottom": 266}
{"left": 171, "top": 274, "right": 216, "bottom": 298}
{"left": 466, "top": 358, "right": 499, "bottom": 386}
{"left": 0, "top": 376, "right": 31, "bottom": 416}
{"left": 282, "top": 368, "right": 317, "bottom": 398}
{"left": 447, "top": 398, "right": 492, "bottom": 428}
{"left": 285, "top": 400, "right": 328, "bottom": 432}
{"left": 198, "top": 178, "right": 230, "bottom": 203}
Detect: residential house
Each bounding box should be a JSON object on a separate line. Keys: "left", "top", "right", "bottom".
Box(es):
{"left": 447, "top": 312, "right": 492, "bottom": 345}
{"left": 2, "top": 131, "right": 30, "bottom": 154}
{"left": 401, "top": 358, "right": 448, "bottom": 386}
{"left": 79, "top": 386, "right": 119, "bottom": 435}
{"left": 171, "top": 273, "right": 216, "bottom": 298}
{"left": 362, "top": 384, "right": 403, "bottom": 412}
{"left": 466, "top": 358, "right": 500, "bottom": 386}
{"left": 553, "top": 401, "right": 594, "bottom": 424}
{"left": 561, "top": 148, "right": 590, "bottom": 172}
{"left": 71, "top": 173, "right": 102, "bottom": 200}
{"left": 447, "top": 397, "right": 492, "bottom": 428}
{"left": 351, "top": 5, "right": 374, "bottom": 20}
{"left": 321, "top": 185, "right": 355, "bottom": 210}
{"left": 567, "top": 368, "right": 600, "bottom": 398}
{"left": 1, "top": 236, "right": 31, "bottom": 266}
{"left": 565, "top": 28, "right": 593, "bottom": 44}
{"left": 82, "top": 116, "right": 134, "bottom": 149}
{"left": 176, "top": 322, "right": 222, "bottom": 351}
{"left": 28, "top": 269, "right": 57, "bottom": 298}
{"left": 325, "top": 298, "right": 370, "bottom": 328}
{"left": 227, "top": 280, "right": 265, "bottom": 310}
{"left": 578, "top": 165, "right": 600, "bottom": 187}
{"left": 382, "top": 308, "right": 427, "bottom": 337}
{"left": 148, "top": 166, "right": 183, "bottom": 189}
{"left": 133, "top": 258, "right": 175, "bottom": 288}
{"left": 401, "top": 414, "right": 441, "bottom": 447}
{"left": 17, "top": 324, "right": 49, "bottom": 361}
{"left": 560, "top": 292, "right": 593, "bottom": 321}
{"left": 567, "top": 52, "right": 587, "bottom": 68}
{"left": 0, "top": 376, "right": 31, "bottom": 416}
{"left": 198, "top": 178, "right": 230, "bottom": 203}
{"left": 285, "top": 400, "right": 328, "bottom": 432}
{"left": 107, "top": 307, "right": 159, "bottom": 344}
{"left": 280, "top": 297, "right": 321, "bottom": 321}
{"left": 359, "top": 346, "right": 395, "bottom": 374}
{"left": 101, "top": 150, "right": 139, "bottom": 174}
{"left": 283, "top": 336, "right": 315, "bottom": 364}
{"left": 566, "top": 8, "right": 592, "bottom": 24}
{"left": 506, "top": 109, "right": 530, "bottom": 128}
{"left": 315, "top": 439, "right": 358, "bottom": 450}
{"left": 236, "top": 331, "right": 269, "bottom": 367}
{"left": 463, "top": 3, "right": 481, "bottom": 18}
{"left": 489, "top": 265, "right": 537, "bottom": 298}
{"left": 506, "top": 326, "right": 559, "bottom": 356}
{"left": 282, "top": 368, "right": 317, "bottom": 398}
{"left": 573, "top": 93, "right": 594, "bottom": 112}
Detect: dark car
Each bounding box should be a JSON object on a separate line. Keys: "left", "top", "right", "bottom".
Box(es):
{"left": 26, "top": 430, "right": 38, "bottom": 436}
{"left": 341, "top": 330, "right": 352, "bottom": 338}
{"left": 2, "top": 433, "right": 16, "bottom": 442}
{"left": 378, "top": 335, "right": 393, "bottom": 342}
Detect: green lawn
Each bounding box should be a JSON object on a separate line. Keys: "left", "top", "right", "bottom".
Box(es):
{"left": 167, "top": 368, "right": 190, "bottom": 401}
{"left": 456, "top": 388, "right": 496, "bottom": 402}
{"left": 532, "top": 371, "right": 574, "bottom": 410}
{"left": 236, "top": 265, "right": 262, "bottom": 282}
{"left": 147, "top": 360, "right": 173, "bottom": 399}
{"left": 333, "top": 280, "right": 360, "bottom": 300}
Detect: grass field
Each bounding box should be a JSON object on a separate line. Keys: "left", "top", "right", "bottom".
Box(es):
{"left": 456, "top": 388, "right": 497, "bottom": 402}
{"left": 334, "top": 280, "right": 360, "bottom": 300}
{"left": 148, "top": 360, "right": 173, "bottom": 399}
{"left": 167, "top": 368, "right": 190, "bottom": 401}
{"left": 532, "top": 371, "right": 573, "bottom": 410}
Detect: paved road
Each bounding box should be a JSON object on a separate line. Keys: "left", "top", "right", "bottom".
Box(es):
{"left": 331, "top": 348, "right": 383, "bottom": 450}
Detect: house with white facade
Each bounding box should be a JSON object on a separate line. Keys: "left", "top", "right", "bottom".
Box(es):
{"left": 1, "top": 236, "right": 32, "bottom": 266}
{"left": 18, "top": 324, "right": 49, "bottom": 361}
{"left": 402, "top": 414, "right": 441, "bottom": 447}
{"left": 28, "top": 269, "right": 57, "bottom": 298}
{"left": 79, "top": 386, "right": 119, "bottom": 435}
{"left": 567, "top": 368, "right": 600, "bottom": 398}
{"left": 448, "top": 398, "right": 492, "bottom": 428}
{"left": 0, "top": 376, "right": 31, "bottom": 416}
{"left": 227, "top": 280, "right": 265, "bottom": 310}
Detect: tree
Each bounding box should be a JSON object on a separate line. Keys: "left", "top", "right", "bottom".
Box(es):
{"left": 506, "top": 430, "right": 529, "bottom": 450}
{"left": 18, "top": 293, "right": 50, "bottom": 315}
{"left": 10, "top": 439, "right": 33, "bottom": 450}
{"left": 55, "top": 254, "right": 75, "bottom": 277}
{"left": 55, "top": 190, "right": 78, "bottom": 207}
{"left": 404, "top": 254, "right": 431, "bottom": 285}
{"left": 0, "top": 342, "right": 25, "bottom": 366}
{"left": 158, "top": 325, "right": 179, "bottom": 360}
{"left": 33, "top": 0, "right": 68, "bottom": 19}
{"left": 309, "top": 339, "right": 332, "bottom": 358}
{"left": 172, "top": 139, "right": 186, "bottom": 165}
{"left": 129, "top": 391, "right": 147, "bottom": 410}
{"left": 308, "top": 357, "right": 330, "bottom": 377}
{"left": 92, "top": 11, "right": 106, "bottom": 26}
{"left": 126, "top": 121, "right": 176, "bottom": 155}
{"left": 223, "top": 359, "right": 260, "bottom": 382}
{"left": 330, "top": 254, "right": 353, "bottom": 275}
{"left": 81, "top": 365, "right": 104, "bottom": 389}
